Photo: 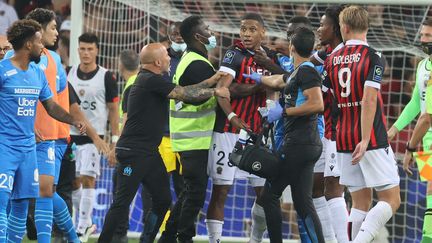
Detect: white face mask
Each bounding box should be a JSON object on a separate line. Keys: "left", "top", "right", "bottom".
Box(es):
{"left": 205, "top": 35, "right": 217, "bottom": 51}
{"left": 171, "top": 41, "right": 187, "bottom": 52}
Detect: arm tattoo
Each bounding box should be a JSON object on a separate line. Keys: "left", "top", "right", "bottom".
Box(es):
{"left": 168, "top": 86, "right": 214, "bottom": 103}
{"left": 42, "top": 99, "right": 75, "bottom": 125}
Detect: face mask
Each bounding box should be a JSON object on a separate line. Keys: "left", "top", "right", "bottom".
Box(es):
{"left": 421, "top": 42, "right": 432, "bottom": 55}
{"left": 171, "top": 41, "right": 187, "bottom": 52}
{"left": 205, "top": 35, "right": 217, "bottom": 51}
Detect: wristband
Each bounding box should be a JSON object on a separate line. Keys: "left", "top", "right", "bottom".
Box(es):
{"left": 406, "top": 141, "right": 416, "bottom": 153}
{"left": 227, "top": 112, "right": 237, "bottom": 121}
{"left": 111, "top": 135, "right": 119, "bottom": 143}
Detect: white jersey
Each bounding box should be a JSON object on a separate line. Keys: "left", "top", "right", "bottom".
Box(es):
{"left": 417, "top": 58, "right": 432, "bottom": 113}
{"left": 68, "top": 65, "right": 109, "bottom": 135}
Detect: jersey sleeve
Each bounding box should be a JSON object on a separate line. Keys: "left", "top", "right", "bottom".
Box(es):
{"left": 149, "top": 75, "right": 176, "bottom": 97}
{"left": 3, "top": 50, "right": 14, "bottom": 59}
{"left": 299, "top": 67, "right": 322, "bottom": 91}
{"left": 393, "top": 83, "right": 420, "bottom": 131}
{"left": 38, "top": 68, "right": 53, "bottom": 102}
{"left": 179, "top": 60, "right": 214, "bottom": 86}
{"left": 365, "top": 50, "right": 385, "bottom": 90}
{"left": 104, "top": 71, "right": 119, "bottom": 103}
{"left": 219, "top": 47, "right": 243, "bottom": 78}
{"left": 121, "top": 86, "right": 132, "bottom": 113}
{"left": 426, "top": 82, "right": 432, "bottom": 115}
{"left": 312, "top": 49, "right": 327, "bottom": 65}
{"left": 68, "top": 82, "right": 80, "bottom": 105}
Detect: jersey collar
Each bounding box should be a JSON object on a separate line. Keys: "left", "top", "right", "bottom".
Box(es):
{"left": 345, "top": 39, "right": 369, "bottom": 47}
{"left": 332, "top": 42, "right": 345, "bottom": 53}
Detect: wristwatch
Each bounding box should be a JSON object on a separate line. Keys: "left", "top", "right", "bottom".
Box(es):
{"left": 406, "top": 141, "right": 416, "bottom": 153}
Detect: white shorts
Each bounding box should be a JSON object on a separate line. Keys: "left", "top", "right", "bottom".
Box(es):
{"left": 281, "top": 185, "right": 293, "bottom": 204}
{"left": 207, "top": 132, "right": 266, "bottom": 187}
{"left": 313, "top": 137, "right": 340, "bottom": 177}
{"left": 338, "top": 146, "right": 400, "bottom": 190}
{"left": 74, "top": 143, "right": 101, "bottom": 178}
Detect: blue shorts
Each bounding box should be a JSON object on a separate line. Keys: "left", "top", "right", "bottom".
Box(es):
{"left": 54, "top": 139, "right": 68, "bottom": 185}
{"left": 0, "top": 143, "right": 39, "bottom": 199}
{"left": 36, "top": 141, "right": 56, "bottom": 177}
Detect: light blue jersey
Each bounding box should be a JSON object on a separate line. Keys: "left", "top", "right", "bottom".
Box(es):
{"left": 0, "top": 58, "right": 53, "bottom": 151}
{"left": 4, "top": 49, "right": 67, "bottom": 93}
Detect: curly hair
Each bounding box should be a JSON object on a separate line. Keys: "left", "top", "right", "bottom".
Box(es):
{"left": 7, "top": 19, "right": 42, "bottom": 50}
{"left": 325, "top": 5, "right": 345, "bottom": 42}
{"left": 26, "top": 8, "right": 56, "bottom": 28}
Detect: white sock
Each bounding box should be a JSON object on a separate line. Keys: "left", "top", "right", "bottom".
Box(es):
{"left": 77, "top": 188, "right": 95, "bottom": 233}
{"left": 328, "top": 197, "right": 349, "bottom": 243}
{"left": 313, "top": 196, "right": 336, "bottom": 242}
{"left": 349, "top": 208, "right": 367, "bottom": 241}
{"left": 72, "top": 187, "right": 82, "bottom": 226}
{"left": 206, "top": 219, "right": 223, "bottom": 243}
{"left": 353, "top": 201, "right": 393, "bottom": 243}
{"left": 250, "top": 202, "right": 267, "bottom": 243}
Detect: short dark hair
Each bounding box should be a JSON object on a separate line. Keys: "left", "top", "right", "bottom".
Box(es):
{"left": 423, "top": 18, "right": 432, "bottom": 27}
{"left": 288, "top": 16, "right": 312, "bottom": 27}
{"left": 180, "top": 15, "right": 203, "bottom": 44}
{"left": 119, "top": 49, "right": 139, "bottom": 71}
{"left": 287, "top": 16, "right": 312, "bottom": 38}
{"left": 291, "top": 27, "right": 315, "bottom": 58}
{"left": 7, "top": 19, "right": 42, "bottom": 50}
{"left": 241, "top": 13, "right": 265, "bottom": 27}
{"left": 26, "top": 8, "right": 56, "bottom": 29}
{"left": 325, "top": 6, "right": 344, "bottom": 42}
{"left": 78, "top": 32, "right": 99, "bottom": 48}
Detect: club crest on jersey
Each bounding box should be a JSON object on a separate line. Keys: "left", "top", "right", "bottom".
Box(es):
{"left": 123, "top": 166, "right": 133, "bottom": 176}
{"left": 373, "top": 65, "right": 383, "bottom": 82}
{"left": 79, "top": 89, "right": 85, "bottom": 96}
{"left": 223, "top": 50, "right": 235, "bottom": 64}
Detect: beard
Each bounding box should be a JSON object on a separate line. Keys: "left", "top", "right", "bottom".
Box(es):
{"left": 30, "top": 53, "right": 41, "bottom": 64}
{"left": 421, "top": 42, "right": 432, "bottom": 55}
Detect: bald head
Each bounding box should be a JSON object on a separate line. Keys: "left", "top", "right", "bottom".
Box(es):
{"left": 140, "top": 43, "right": 171, "bottom": 74}
{"left": 0, "top": 35, "right": 11, "bottom": 60}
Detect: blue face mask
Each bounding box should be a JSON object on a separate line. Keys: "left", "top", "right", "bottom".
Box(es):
{"left": 171, "top": 41, "right": 187, "bottom": 52}
{"left": 205, "top": 35, "right": 217, "bottom": 51}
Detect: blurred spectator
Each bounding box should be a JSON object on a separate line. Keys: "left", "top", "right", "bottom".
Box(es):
{"left": 0, "top": 34, "right": 11, "bottom": 60}
{"left": 14, "top": 0, "right": 52, "bottom": 19}
{"left": 294, "top": 4, "right": 309, "bottom": 16}
{"left": 0, "top": 0, "right": 18, "bottom": 35}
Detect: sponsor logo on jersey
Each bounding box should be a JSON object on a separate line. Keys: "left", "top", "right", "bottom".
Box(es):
{"left": 17, "top": 97, "right": 37, "bottom": 116}
{"left": 79, "top": 89, "right": 85, "bottom": 96}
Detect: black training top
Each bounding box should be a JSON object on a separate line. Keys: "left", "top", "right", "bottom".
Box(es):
{"left": 116, "top": 69, "right": 176, "bottom": 154}
{"left": 282, "top": 64, "right": 322, "bottom": 146}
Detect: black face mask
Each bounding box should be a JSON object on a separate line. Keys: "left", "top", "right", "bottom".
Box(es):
{"left": 421, "top": 42, "right": 432, "bottom": 55}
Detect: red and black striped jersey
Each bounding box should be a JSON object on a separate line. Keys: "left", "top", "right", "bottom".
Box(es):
{"left": 317, "top": 43, "right": 344, "bottom": 141}
{"left": 323, "top": 40, "right": 388, "bottom": 152}
{"left": 218, "top": 41, "right": 279, "bottom": 134}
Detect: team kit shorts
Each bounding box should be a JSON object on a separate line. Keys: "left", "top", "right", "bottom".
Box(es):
{"left": 313, "top": 137, "right": 340, "bottom": 177}
{"left": 338, "top": 146, "right": 400, "bottom": 192}
{"left": 207, "top": 132, "right": 265, "bottom": 186}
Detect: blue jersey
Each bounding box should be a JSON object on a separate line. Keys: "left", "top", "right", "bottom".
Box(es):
{"left": 4, "top": 49, "right": 67, "bottom": 93}
{"left": 275, "top": 55, "right": 324, "bottom": 150}
{"left": 0, "top": 59, "right": 53, "bottom": 151}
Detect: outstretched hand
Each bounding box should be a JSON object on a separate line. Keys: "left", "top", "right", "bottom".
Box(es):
{"left": 243, "top": 72, "right": 262, "bottom": 84}
{"left": 267, "top": 102, "right": 283, "bottom": 123}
